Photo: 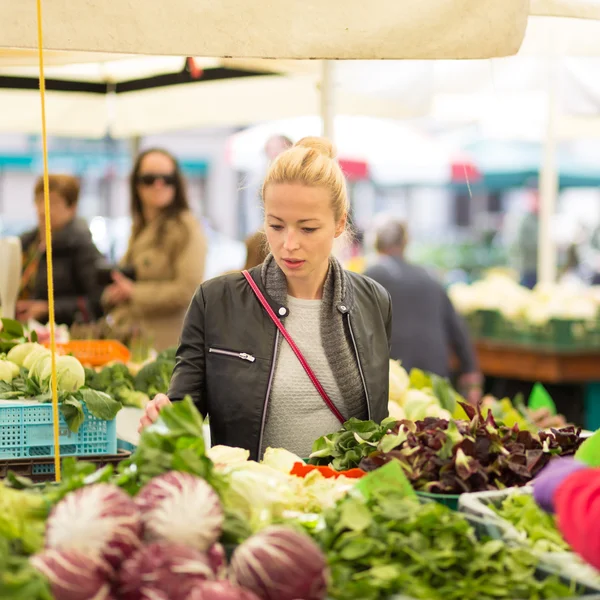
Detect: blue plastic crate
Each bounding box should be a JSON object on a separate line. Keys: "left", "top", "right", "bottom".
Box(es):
{"left": 0, "top": 401, "right": 117, "bottom": 459}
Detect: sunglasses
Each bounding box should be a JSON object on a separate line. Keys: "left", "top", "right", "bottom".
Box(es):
{"left": 137, "top": 173, "right": 177, "bottom": 186}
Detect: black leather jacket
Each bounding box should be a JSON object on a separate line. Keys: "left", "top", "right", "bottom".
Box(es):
{"left": 168, "top": 265, "right": 392, "bottom": 459}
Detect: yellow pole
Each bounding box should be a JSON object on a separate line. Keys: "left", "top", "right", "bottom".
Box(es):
{"left": 36, "top": 0, "right": 61, "bottom": 482}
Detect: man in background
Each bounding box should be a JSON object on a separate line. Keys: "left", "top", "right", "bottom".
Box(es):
{"left": 364, "top": 218, "right": 482, "bottom": 403}
{"left": 264, "top": 134, "right": 293, "bottom": 162}
{"left": 512, "top": 182, "right": 540, "bottom": 289}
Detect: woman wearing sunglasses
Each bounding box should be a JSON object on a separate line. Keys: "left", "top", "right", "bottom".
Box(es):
{"left": 138, "top": 137, "right": 392, "bottom": 460}
{"left": 103, "top": 148, "right": 206, "bottom": 351}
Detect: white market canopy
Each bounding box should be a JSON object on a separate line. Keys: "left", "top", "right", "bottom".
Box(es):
{"left": 1, "top": 0, "right": 600, "bottom": 62}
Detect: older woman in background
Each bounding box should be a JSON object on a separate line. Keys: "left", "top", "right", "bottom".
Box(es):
{"left": 17, "top": 174, "right": 102, "bottom": 326}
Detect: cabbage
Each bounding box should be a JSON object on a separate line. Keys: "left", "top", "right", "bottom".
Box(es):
{"left": 136, "top": 471, "right": 224, "bottom": 552}
{"left": 389, "top": 360, "right": 410, "bottom": 405}
{"left": 30, "top": 548, "right": 113, "bottom": 600}
{"left": 230, "top": 525, "right": 329, "bottom": 600}
{"left": 221, "top": 463, "right": 298, "bottom": 531}
{"left": 403, "top": 389, "right": 439, "bottom": 421}
{"left": 45, "top": 483, "right": 142, "bottom": 569}
{"left": 188, "top": 581, "right": 262, "bottom": 600}
{"left": 22, "top": 344, "right": 50, "bottom": 371}
{"left": 118, "top": 541, "right": 214, "bottom": 600}
{"left": 0, "top": 360, "right": 14, "bottom": 383}
{"left": 207, "top": 445, "right": 250, "bottom": 469}
{"left": 261, "top": 447, "right": 303, "bottom": 474}
{"left": 207, "top": 543, "right": 228, "bottom": 579}
{"left": 388, "top": 402, "right": 406, "bottom": 422}
{"left": 7, "top": 342, "right": 44, "bottom": 367}
{"left": 27, "top": 351, "right": 53, "bottom": 384}
{"left": 41, "top": 355, "right": 86, "bottom": 392}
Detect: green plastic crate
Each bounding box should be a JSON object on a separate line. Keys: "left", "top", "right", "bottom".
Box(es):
{"left": 415, "top": 490, "right": 461, "bottom": 511}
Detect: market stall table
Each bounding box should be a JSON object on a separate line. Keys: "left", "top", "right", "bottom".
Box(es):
{"left": 468, "top": 341, "right": 600, "bottom": 430}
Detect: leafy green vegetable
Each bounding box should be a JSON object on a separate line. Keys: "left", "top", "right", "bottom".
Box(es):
{"left": 115, "top": 396, "right": 221, "bottom": 494}
{"left": 318, "top": 490, "right": 579, "bottom": 600}
{"left": 84, "top": 362, "right": 149, "bottom": 408}
{"left": 490, "top": 493, "right": 570, "bottom": 553}
{"left": 114, "top": 396, "right": 250, "bottom": 544}
{"left": 309, "top": 417, "right": 398, "bottom": 471}
{"left": 79, "top": 388, "right": 121, "bottom": 421}
{"left": 0, "top": 537, "right": 53, "bottom": 600}
{"left": 157, "top": 346, "right": 177, "bottom": 362}
{"left": 0, "top": 482, "right": 47, "bottom": 554}
{"left": 0, "top": 319, "right": 29, "bottom": 355}
{"left": 359, "top": 403, "right": 583, "bottom": 494}
{"left": 59, "top": 396, "right": 85, "bottom": 433}
{"left": 133, "top": 358, "right": 175, "bottom": 397}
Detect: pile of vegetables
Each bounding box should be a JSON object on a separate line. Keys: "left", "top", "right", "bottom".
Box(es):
{"left": 31, "top": 472, "right": 282, "bottom": 600}
{"left": 363, "top": 404, "right": 581, "bottom": 494}
{"left": 388, "top": 361, "right": 545, "bottom": 432}
{"left": 84, "top": 362, "right": 149, "bottom": 409}
{"left": 312, "top": 403, "right": 582, "bottom": 494}
{"left": 388, "top": 361, "right": 456, "bottom": 422}
{"left": 0, "top": 480, "right": 54, "bottom": 599}
{"left": 318, "top": 488, "right": 581, "bottom": 600}
{"left": 449, "top": 275, "right": 600, "bottom": 325}
{"left": 490, "top": 493, "right": 570, "bottom": 553}
{"left": 0, "top": 398, "right": 332, "bottom": 600}
{"left": 83, "top": 347, "right": 177, "bottom": 408}
{"left": 0, "top": 393, "right": 595, "bottom": 600}
{"left": 0, "top": 341, "right": 122, "bottom": 433}
{"left": 133, "top": 348, "right": 176, "bottom": 398}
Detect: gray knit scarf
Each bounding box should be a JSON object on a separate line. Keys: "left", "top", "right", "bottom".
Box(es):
{"left": 260, "top": 254, "right": 367, "bottom": 422}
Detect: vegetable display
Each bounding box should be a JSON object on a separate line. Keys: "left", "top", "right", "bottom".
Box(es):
{"left": 45, "top": 484, "right": 142, "bottom": 568}
{"left": 136, "top": 472, "right": 224, "bottom": 552}
{"left": 85, "top": 362, "right": 149, "bottom": 409}
{"left": 230, "top": 526, "right": 329, "bottom": 600}
{"left": 117, "top": 542, "right": 214, "bottom": 600}
{"left": 0, "top": 389, "right": 593, "bottom": 600}
{"left": 0, "top": 342, "right": 122, "bottom": 432}
{"left": 359, "top": 403, "right": 582, "bottom": 494}
{"left": 318, "top": 488, "right": 579, "bottom": 600}
{"left": 490, "top": 493, "right": 570, "bottom": 553}
{"left": 311, "top": 403, "right": 582, "bottom": 494}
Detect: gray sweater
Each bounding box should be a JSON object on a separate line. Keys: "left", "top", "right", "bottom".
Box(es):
{"left": 261, "top": 296, "right": 347, "bottom": 458}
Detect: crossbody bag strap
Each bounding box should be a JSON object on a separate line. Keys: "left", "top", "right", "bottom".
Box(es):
{"left": 242, "top": 269, "right": 345, "bottom": 425}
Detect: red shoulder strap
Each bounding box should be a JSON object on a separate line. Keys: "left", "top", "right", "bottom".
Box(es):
{"left": 242, "top": 270, "right": 345, "bottom": 425}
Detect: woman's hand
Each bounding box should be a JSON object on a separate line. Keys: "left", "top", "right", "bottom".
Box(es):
{"left": 458, "top": 371, "right": 484, "bottom": 406}
{"left": 138, "top": 393, "right": 172, "bottom": 432}
{"left": 103, "top": 271, "right": 135, "bottom": 306}
{"left": 16, "top": 300, "right": 48, "bottom": 323}
{"left": 528, "top": 407, "right": 567, "bottom": 429}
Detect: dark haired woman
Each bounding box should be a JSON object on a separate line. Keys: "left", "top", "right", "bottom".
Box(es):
{"left": 103, "top": 148, "right": 206, "bottom": 350}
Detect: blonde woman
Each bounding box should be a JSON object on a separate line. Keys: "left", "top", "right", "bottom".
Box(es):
{"left": 139, "top": 138, "right": 392, "bottom": 459}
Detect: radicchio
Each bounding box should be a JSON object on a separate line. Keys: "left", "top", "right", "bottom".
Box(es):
{"left": 207, "top": 543, "right": 228, "bottom": 578}
{"left": 136, "top": 471, "right": 224, "bottom": 552}
{"left": 45, "top": 483, "right": 142, "bottom": 568}
{"left": 187, "top": 581, "right": 262, "bottom": 600}
{"left": 30, "top": 548, "right": 113, "bottom": 600}
{"left": 230, "top": 525, "right": 328, "bottom": 600}
{"left": 118, "top": 541, "right": 214, "bottom": 600}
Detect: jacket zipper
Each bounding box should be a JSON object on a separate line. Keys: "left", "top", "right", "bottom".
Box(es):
{"left": 258, "top": 329, "right": 280, "bottom": 456}
{"left": 347, "top": 314, "right": 372, "bottom": 420}
{"left": 208, "top": 348, "right": 256, "bottom": 363}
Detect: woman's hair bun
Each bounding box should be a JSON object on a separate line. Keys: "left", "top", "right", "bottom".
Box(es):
{"left": 294, "top": 136, "right": 337, "bottom": 159}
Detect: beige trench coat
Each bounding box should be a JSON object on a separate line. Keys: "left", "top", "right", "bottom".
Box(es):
{"left": 109, "top": 211, "right": 206, "bottom": 351}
